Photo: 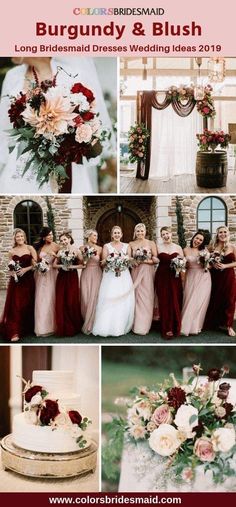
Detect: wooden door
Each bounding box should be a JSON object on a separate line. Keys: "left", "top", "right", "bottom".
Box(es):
{"left": 96, "top": 207, "right": 141, "bottom": 245}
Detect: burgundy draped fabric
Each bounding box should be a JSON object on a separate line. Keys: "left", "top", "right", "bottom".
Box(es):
{"left": 136, "top": 91, "right": 206, "bottom": 180}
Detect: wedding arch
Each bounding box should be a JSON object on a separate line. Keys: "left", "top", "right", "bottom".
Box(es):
{"left": 135, "top": 89, "right": 210, "bottom": 180}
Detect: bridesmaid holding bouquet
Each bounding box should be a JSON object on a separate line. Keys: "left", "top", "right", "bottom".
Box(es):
{"left": 80, "top": 229, "right": 102, "bottom": 335}
{"left": 155, "top": 227, "right": 183, "bottom": 338}
{"left": 129, "top": 223, "right": 157, "bottom": 335}
{"left": 34, "top": 227, "right": 59, "bottom": 337}
{"left": 54, "top": 233, "right": 83, "bottom": 337}
{"left": 0, "top": 228, "right": 36, "bottom": 341}
{"left": 181, "top": 231, "right": 211, "bottom": 336}
{"left": 204, "top": 226, "right": 236, "bottom": 336}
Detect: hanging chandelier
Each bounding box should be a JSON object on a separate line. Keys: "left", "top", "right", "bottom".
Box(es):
{"left": 207, "top": 58, "right": 226, "bottom": 83}
{"left": 194, "top": 57, "right": 205, "bottom": 100}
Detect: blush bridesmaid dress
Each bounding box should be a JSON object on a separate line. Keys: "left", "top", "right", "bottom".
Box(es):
{"left": 204, "top": 253, "right": 236, "bottom": 331}
{"left": 0, "top": 254, "right": 35, "bottom": 340}
{"left": 80, "top": 253, "right": 102, "bottom": 335}
{"left": 131, "top": 248, "right": 155, "bottom": 335}
{"left": 154, "top": 252, "right": 183, "bottom": 338}
{"left": 34, "top": 252, "right": 57, "bottom": 336}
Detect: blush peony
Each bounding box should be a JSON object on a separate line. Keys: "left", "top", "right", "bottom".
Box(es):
{"left": 152, "top": 404, "right": 173, "bottom": 426}
{"left": 194, "top": 437, "right": 215, "bottom": 462}
{"left": 75, "top": 124, "right": 93, "bottom": 143}
{"left": 211, "top": 427, "right": 236, "bottom": 453}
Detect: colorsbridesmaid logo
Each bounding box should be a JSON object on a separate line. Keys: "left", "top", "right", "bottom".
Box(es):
{"left": 72, "top": 7, "right": 165, "bottom": 15}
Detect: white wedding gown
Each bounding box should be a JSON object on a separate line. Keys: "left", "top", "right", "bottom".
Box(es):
{"left": 0, "top": 57, "right": 112, "bottom": 194}
{"left": 92, "top": 243, "right": 135, "bottom": 337}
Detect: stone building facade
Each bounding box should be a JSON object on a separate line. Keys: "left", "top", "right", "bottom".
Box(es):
{"left": 0, "top": 194, "right": 235, "bottom": 289}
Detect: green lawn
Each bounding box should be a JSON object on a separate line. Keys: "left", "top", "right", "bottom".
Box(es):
{"left": 102, "top": 361, "right": 172, "bottom": 414}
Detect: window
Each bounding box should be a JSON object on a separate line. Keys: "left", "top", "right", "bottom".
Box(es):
{"left": 14, "top": 201, "right": 43, "bottom": 245}
{"left": 197, "top": 197, "right": 227, "bottom": 235}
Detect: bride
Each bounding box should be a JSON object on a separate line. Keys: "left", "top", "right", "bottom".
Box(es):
{"left": 0, "top": 56, "right": 113, "bottom": 194}
{"left": 92, "top": 226, "right": 135, "bottom": 337}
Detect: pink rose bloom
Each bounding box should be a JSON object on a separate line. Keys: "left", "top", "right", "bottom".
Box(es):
{"left": 152, "top": 404, "right": 173, "bottom": 426}
{"left": 194, "top": 437, "right": 215, "bottom": 462}
{"left": 138, "top": 152, "right": 144, "bottom": 157}
{"left": 75, "top": 124, "right": 93, "bottom": 143}
{"left": 203, "top": 107, "right": 210, "bottom": 114}
{"left": 139, "top": 139, "right": 143, "bottom": 143}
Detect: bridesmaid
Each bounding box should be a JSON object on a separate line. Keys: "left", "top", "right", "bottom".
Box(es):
{"left": 34, "top": 227, "right": 59, "bottom": 337}
{"left": 80, "top": 229, "right": 102, "bottom": 335}
{"left": 54, "top": 232, "right": 83, "bottom": 337}
{"left": 155, "top": 226, "right": 183, "bottom": 338}
{"left": 129, "top": 223, "right": 157, "bottom": 335}
{"left": 0, "top": 228, "right": 36, "bottom": 342}
{"left": 204, "top": 226, "right": 236, "bottom": 337}
{"left": 181, "top": 230, "right": 211, "bottom": 336}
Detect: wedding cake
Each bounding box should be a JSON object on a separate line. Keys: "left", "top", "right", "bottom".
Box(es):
{"left": 12, "top": 370, "right": 91, "bottom": 454}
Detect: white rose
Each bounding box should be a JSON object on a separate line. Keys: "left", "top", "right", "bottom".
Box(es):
{"left": 25, "top": 410, "right": 38, "bottom": 425}
{"left": 149, "top": 424, "right": 181, "bottom": 456}
{"left": 75, "top": 124, "right": 93, "bottom": 143}
{"left": 174, "top": 405, "right": 198, "bottom": 438}
{"left": 30, "top": 393, "right": 43, "bottom": 406}
{"left": 211, "top": 427, "right": 236, "bottom": 453}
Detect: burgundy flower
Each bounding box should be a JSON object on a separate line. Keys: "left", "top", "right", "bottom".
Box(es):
{"left": 68, "top": 410, "right": 82, "bottom": 425}
{"left": 25, "top": 385, "right": 42, "bottom": 403}
{"left": 74, "top": 115, "right": 84, "bottom": 126}
{"left": 193, "top": 420, "right": 204, "bottom": 438}
{"left": 8, "top": 94, "right": 26, "bottom": 128}
{"left": 82, "top": 111, "right": 95, "bottom": 122}
{"left": 207, "top": 368, "right": 222, "bottom": 382}
{"left": 40, "top": 79, "right": 55, "bottom": 93}
{"left": 39, "top": 399, "right": 60, "bottom": 425}
{"left": 223, "top": 402, "right": 234, "bottom": 418}
{"left": 71, "top": 83, "right": 95, "bottom": 103}
{"left": 217, "top": 382, "right": 231, "bottom": 400}
{"left": 167, "top": 387, "right": 186, "bottom": 410}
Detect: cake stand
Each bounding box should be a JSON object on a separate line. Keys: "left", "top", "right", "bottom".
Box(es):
{"left": 1, "top": 434, "right": 98, "bottom": 479}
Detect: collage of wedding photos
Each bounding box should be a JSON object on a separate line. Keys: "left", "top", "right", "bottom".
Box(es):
{"left": 0, "top": 55, "right": 236, "bottom": 496}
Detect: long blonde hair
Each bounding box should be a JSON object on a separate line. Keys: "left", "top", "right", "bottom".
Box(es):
{"left": 212, "top": 226, "right": 230, "bottom": 251}
{"left": 111, "top": 225, "right": 122, "bottom": 239}
{"left": 13, "top": 228, "right": 27, "bottom": 247}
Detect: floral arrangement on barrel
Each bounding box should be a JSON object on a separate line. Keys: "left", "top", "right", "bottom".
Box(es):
{"left": 22, "top": 379, "right": 91, "bottom": 448}
{"left": 196, "top": 129, "right": 231, "bottom": 152}
{"left": 105, "top": 365, "right": 236, "bottom": 485}
{"left": 8, "top": 67, "right": 109, "bottom": 188}
{"left": 128, "top": 123, "right": 150, "bottom": 164}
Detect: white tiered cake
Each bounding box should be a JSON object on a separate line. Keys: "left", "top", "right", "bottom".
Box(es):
{"left": 13, "top": 370, "right": 91, "bottom": 454}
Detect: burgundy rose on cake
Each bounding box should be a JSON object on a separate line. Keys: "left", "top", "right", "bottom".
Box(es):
{"left": 105, "top": 364, "right": 236, "bottom": 485}
{"left": 22, "top": 378, "right": 91, "bottom": 449}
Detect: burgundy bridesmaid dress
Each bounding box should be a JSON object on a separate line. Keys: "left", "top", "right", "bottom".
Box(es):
{"left": 0, "top": 254, "right": 35, "bottom": 340}
{"left": 55, "top": 258, "right": 82, "bottom": 337}
{"left": 155, "top": 252, "right": 183, "bottom": 337}
{"left": 204, "top": 253, "right": 236, "bottom": 330}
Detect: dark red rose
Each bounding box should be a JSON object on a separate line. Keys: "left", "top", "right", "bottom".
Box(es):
{"left": 207, "top": 368, "right": 222, "bottom": 382}
{"left": 223, "top": 402, "right": 234, "bottom": 417}
{"left": 167, "top": 387, "right": 186, "bottom": 410}
{"left": 8, "top": 93, "right": 27, "bottom": 128}
{"left": 110, "top": 253, "right": 114, "bottom": 257}
{"left": 25, "top": 385, "right": 42, "bottom": 403}
{"left": 71, "top": 82, "right": 95, "bottom": 103}
{"left": 217, "top": 382, "right": 231, "bottom": 400}
{"left": 81, "top": 111, "right": 95, "bottom": 122}
{"left": 193, "top": 420, "right": 204, "bottom": 438}
{"left": 68, "top": 410, "right": 82, "bottom": 425}
{"left": 39, "top": 399, "right": 60, "bottom": 425}
{"left": 74, "top": 115, "right": 84, "bottom": 126}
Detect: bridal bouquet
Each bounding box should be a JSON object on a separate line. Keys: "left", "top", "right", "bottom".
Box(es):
{"left": 105, "top": 253, "right": 130, "bottom": 277}
{"left": 35, "top": 258, "right": 50, "bottom": 274}
{"left": 22, "top": 380, "right": 91, "bottom": 449}
{"left": 107, "top": 365, "right": 236, "bottom": 486}
{"left": 8, "top": 69, "right": 107, "bottom": 187}
{"left": 198, "top": 249, "right": 211, "bottom": 272}
{"left": 8, "top": 259, "right": 21, "bottom": 282}
{"left": 197, "top": 129, "right": 231, "bottom": 152}
{"left": 170, "top": 256, "right": 186, "bottom": 277}
{"left": 59, "top": 250, "right": 76, "bottom": 271}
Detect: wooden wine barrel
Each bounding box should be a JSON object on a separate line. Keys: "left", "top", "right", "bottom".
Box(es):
{"left": 196, "top": 151, "right": 228, "bottom": 188}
